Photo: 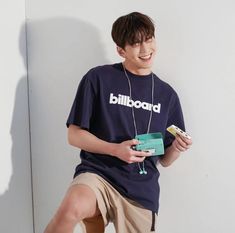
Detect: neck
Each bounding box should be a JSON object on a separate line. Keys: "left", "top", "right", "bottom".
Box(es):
{"left": 123, "top": 61, "right": 152, "bottom": 76}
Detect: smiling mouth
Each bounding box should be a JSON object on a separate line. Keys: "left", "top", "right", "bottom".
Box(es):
{"left": 139, "top": 53, "right": 152, "bottom": 61}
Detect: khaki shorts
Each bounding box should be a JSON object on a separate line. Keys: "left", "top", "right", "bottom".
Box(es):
{"left": 70, "top": 172, "right": 157, "bottom": 233}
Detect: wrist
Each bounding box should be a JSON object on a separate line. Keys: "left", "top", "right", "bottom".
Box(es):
{"left": 107, "top": 143, "right": 118, "bottom": 157}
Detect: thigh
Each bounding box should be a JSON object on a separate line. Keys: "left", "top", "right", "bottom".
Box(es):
{"left": 71, "top": 173, "right": 112, "bottom": 225}
{"left": 58, "top": 184, "right": 101, "bottom": 222}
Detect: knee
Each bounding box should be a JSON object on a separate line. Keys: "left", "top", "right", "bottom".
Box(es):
{"left": 53, "top": 184, "right": 98, "bottom": 226}
{"left": 56, "top": 193, "right": 84, "bottom": 224}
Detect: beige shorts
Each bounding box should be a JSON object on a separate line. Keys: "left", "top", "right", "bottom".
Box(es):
{"left": 70, "top": 172, "right": 157, "bottom": 233}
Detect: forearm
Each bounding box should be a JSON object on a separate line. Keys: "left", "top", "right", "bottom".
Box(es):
{"left": 159, "top": 145, "right": 181, "bottom": 167}
{"left": 68, "top": 125, "right": 117, "bottom": 156}
{"left": 159, "top": 134, "right": 192, "bottom": 167}
{"left": 67, "top": 125, "right": 151, "bottom": 163}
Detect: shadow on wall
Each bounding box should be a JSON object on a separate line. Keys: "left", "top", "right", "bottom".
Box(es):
{"left": 0, "top": 23, "right": 33, "bottom": 232}
{"left": 29, "top": 17, "right": 109, "bottom": 233}
{"left": 0, "top": 17, "right": 110, "bottom": 233}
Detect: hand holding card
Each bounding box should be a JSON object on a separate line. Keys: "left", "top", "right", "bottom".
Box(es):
{"left": 167, "top": 125, "right": 191, "bottom": 140}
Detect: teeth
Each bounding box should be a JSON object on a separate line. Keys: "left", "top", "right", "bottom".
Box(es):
{"left": 139, "top": 54, "right": 151, "bottom": 60}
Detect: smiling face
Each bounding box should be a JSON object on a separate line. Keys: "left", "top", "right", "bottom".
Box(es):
{"left": 117, "top": 36, "right": 156, "bottom": 75}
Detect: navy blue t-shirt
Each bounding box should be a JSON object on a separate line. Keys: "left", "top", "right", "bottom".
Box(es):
{"left": 66, "top": 63, "right": 185, "bottom": 213}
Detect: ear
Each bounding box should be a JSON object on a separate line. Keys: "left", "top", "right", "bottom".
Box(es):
{"left": 116, "top": 46, "right": 126, "bottom": 58}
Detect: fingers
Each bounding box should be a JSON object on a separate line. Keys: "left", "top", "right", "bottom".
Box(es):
{"left": 179, "top": 134, "right": 193, "bottom": 146}
{"left": 124, "top": 139, "right": 139, "bottom": 146}
{"left": 120, "top": 138, "right": 154, "bottom": 163}
{"left": 173, "top": 135, "right": 192, "bottom": 152}
{"left": 134, "top": 150, "right": 152, "bottom": 157}
{"left": 126, "top": 150, "right": 151, "bottom": 164}
{"left": 127, "top": 155, "right": 146, "bottom": 164}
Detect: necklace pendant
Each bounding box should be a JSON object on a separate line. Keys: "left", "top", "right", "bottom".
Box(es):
{"left": 139, "top": 170, "right": 148, "bottom": 175}
{"left": 143, "top": 170, "right": 148, "bottom": 175}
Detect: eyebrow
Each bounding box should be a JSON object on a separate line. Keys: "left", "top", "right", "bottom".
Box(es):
{"left": 130, "top": 32, "right": 153, "bottom": 45}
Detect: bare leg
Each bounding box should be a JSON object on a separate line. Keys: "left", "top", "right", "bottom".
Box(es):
{"left": 44, "top": 184, "right": 101, "bottom": 233}
{"left": 82, "top": 215, "right": 105, "bottom": 233}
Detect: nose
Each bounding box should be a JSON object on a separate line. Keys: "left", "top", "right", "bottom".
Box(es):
{"left": 140, "top": 42, "right": 149, "bottom": 54}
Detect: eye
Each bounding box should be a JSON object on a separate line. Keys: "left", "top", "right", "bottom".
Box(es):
{"left": 146, "top": 37, "right": 153, "bottom": 43}
{"left": 132, "top": 42, "right": 140, "bottom": 48}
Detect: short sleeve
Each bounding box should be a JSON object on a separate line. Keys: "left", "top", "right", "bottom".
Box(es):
{"left": 66, "top": 75, "right": 95, "bottom": 130}
{"left": 164, "top": 93, "right": 185, "bottom": 148}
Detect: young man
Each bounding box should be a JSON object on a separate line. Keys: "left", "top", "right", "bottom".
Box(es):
{"left": 44, "top": 12, "right": 192, "bottom": 233}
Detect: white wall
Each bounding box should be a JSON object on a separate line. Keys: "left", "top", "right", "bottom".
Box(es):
{"left": 0, "top": 1, "right": 34, "bottom": 233}
{"left": 26, "top": 0, "right": 235, "bottom": 233}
